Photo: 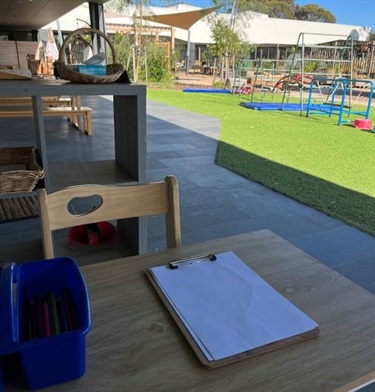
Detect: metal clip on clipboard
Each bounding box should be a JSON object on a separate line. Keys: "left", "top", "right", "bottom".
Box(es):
{"left": 168, "top": 253, "right": 217, "bottom": 269}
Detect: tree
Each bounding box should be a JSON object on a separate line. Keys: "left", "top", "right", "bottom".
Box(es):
{"left": 295, "top": 4, "right": 336, "bottom": 23}
{"left": 105, "top": 0, "right": 151, "bottom": 81}
{"left": 107, "top": 0, "right": 173, "bottom": 83}
{"left": 212, "top": 0, "right": 270, "bottom": 27}
{"left": 209, "top": 18, "right": 241, "bottom": 80}
{"left": 208, "top": 15, "right": 255, "bottom": 86}
{"left": 209, "top": 0, "right": 268, "bottom": 83}
{"left": 251, "top": 0, "right": 296, "bottom": 19}
{"left": 234, "top": 0, "right": 336, "bottom": 23}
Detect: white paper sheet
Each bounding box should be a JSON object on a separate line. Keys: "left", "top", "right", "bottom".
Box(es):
{"left": 149, "top": 251, "right": 318, "bottom": 361}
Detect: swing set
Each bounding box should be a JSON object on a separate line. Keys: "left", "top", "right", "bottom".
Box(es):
{"left": 305, "top": 77, "right": 374, "bottom": 125}
{"left": 240, "top": 32, "right": 374, "bottom": 125}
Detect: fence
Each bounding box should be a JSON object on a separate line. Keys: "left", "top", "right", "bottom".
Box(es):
{"left": 353, "top": 41, "right": 375, "bottom": 77}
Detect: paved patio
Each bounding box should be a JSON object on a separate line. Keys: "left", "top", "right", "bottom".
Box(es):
{"left": 0, "top": 95, "right": 374, "bottom": 294}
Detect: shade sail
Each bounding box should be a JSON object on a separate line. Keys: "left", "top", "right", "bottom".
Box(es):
{"left": 142, "top": 6, "right": 220, "bottom": 30}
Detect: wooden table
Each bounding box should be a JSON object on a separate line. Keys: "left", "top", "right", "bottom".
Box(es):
{"left": 7, "top": 230, "right": 375, "bottom": 391}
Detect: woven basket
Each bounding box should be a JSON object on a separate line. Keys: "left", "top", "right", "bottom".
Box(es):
{"left": 54, "top": 28, "right": 123, "bottom": 83}
{"left": 0, "top": 147, "right": 44, "bottom": 194}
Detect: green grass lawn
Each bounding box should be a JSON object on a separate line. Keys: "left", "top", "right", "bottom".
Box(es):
{"left": 147, "top": 88, "right": 375, "bottom": 236}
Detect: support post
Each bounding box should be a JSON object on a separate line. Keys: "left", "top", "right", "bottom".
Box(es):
{"left": 89, "top": 2, "right": 106, "bottom": 56}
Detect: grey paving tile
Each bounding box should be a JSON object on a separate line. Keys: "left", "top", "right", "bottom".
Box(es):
{"left": 1, "top": 95, "right": 374, "bottom": 299}
{"left": 231, "top": 193, "right": 292, "bottom": 219}
{"left": 186, "top": 168, "right": 254, "bottom": 188}
{"left": 146, "top": 168, "right": 181, "bottom": 182}
{"left": 148, "top": 150, "right": 183, "bottom": 160}
{"left": 260, "top": 192, "right": 345, "bottom": 230}
{"left": 333, "top": 255, "right": 375, "bottom": 294}
{"left": 249, "top": 212, "right": 331, "bottom": 240}
{"left": 231, "top": 180, "right": 273, "bottom": 196}
{"left": 205, "top": 218, "right": 261, "bottom": 239}
{"left": 291, "top": 226, "right": 375, "bottom": 267}
{"left": 356, "top": 381, "right": 375, "bottom": 392}
{"left": 0, "top": 238, "right": 43, "bottom": 263}
{"left": 0, "top": 218, "right": 39, "bottom": 235}
{"left": 146, "top": 215, "right": 165, "bottom": 236}
{"left": 160, "top": 155, "right": 215, "bottom": 168}
{"left": 0, "top": 230, "right": 23, "bottom": 243}
{"left": 179, "top": 225, "right": 218, "bottom": 246}
{"left": 147, "top": 123, "right": 186, "bottom": 133}
{"left": 148, "top": 158, "right": 168, "bottom": 170}
{"left": 181, "top": 203, "right": 250, "bottom": 228}
{"left": 180, "top": 186, "right": 237, "bottom": 208}
{"left": 168, "top": 146, "right": 217, "bottom": 158}
{"left": 148, "top": 234, "right": 168, "bottom": 252}
{"left": 147, "top": 142, "right": 198, "bottom": 153}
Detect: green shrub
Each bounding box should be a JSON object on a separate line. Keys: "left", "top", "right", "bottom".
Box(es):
{"left": 111, "top": 33, "right": 172, "bottom": 82}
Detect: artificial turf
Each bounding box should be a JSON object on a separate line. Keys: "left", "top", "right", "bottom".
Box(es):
{"left": 147, "top": 88, "right": 375, "bottom": 236}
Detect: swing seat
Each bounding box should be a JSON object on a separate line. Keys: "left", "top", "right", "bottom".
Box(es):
{"left": 323, "top": 102, "right": 352, "bottom": 109}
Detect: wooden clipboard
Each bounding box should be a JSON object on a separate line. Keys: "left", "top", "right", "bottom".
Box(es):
{"left": 146, "top": 252, "right": 320, "bottom": 368}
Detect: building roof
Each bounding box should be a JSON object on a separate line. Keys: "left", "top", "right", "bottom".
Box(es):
{"left": 0, "top": 0, "right": 108, "bottom": 31}
{"left": 241, "top": 15, "right": 370, "bottom": 45}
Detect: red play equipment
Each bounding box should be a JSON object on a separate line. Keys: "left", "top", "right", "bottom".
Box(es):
{"left": 233, "top": 83, "right": 254, "bottom": 95}
{"left": 273, "top": 74, "right": 315, "bottom": 91}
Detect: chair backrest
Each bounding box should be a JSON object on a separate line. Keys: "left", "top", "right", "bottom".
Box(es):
{"left": 38, "top": 175, "right": 181, "bottom": 259}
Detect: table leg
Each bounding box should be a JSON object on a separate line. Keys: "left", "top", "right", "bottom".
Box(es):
{"left": 31, "top": 96, "right": 49, "bottom": 191}
{"left": 113, "top": 94, "right": 147, "bottom": 254}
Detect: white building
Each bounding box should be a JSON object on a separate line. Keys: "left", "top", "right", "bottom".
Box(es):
{"left": 44, "top": 2, "right": 372, "bottom": 67}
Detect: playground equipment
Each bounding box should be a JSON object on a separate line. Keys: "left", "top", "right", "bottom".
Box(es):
{"left": 273, "top": 74, "right": 315, "bottom": 91}
{"left": 239, "top": 32, "right": 375, "bottom": 125}
{"left": 242, "top": 32, "right": 358, "bottom": 115}
{"left": 353, "top": 118, "right": 373, "bottom": 130}
{"left": 306, "top": 77, "right": 374, "bottom": 125}
{"left": 232, "top": 83, "right": 253, "bottom": 95}
{"left": 241, "top": 77, "right": 373, "bottom": 125}
{"left": 281, "top": 32, "right": 354, "bottom": 110}
{"left": 249, "top": 59, "right": 294, "bottom": 102}
{"left": 224, "top": 59, "right": 255, "bottom": 95}
{"left": 240, "top": 102, "right": 310, "bottom": 111}
{"left": 183, "top": 88, "right": 231, "bottom": 93}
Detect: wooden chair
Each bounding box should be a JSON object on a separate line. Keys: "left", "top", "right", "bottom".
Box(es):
{"left": 37, "top": 175, "right": 181, "bottom": 259}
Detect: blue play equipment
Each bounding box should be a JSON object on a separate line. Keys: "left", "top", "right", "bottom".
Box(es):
{"left": 240, "top": 78, "right": 374, "bottom": 126}
{"left": 183, "top": 88, "right": 231, "bottom": 93}
{"left": 241, "top": 102, "right": 316, "bottom": 111}
{"left": 240, "top": 102, "right": 285, "bottom": 110}
{"left": 306, "top": 77, "right": 374, "bottom": 125}
{"left": 239, "top": 102, "right": 324, "bottom": 111}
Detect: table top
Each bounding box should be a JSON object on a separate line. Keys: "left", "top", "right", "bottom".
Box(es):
{"left": 9, "top": 230, "right": 375, "bottom": 391}
{"left": 0, "top": 79, "right": 146, "bottom": 97}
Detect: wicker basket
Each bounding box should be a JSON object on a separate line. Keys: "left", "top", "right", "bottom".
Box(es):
{"left": 54, "top": 28, "right": 123, "bottom": 84}
{"left": 0, "top": 147, "right": 44, "bottom": 194}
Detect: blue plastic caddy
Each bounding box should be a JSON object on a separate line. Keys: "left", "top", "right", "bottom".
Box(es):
{"left": 0, "top": 257, "right": 91, "bottom": 390}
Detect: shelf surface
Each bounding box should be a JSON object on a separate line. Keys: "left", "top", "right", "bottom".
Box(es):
{"left": 49, "top": 159, "right": 137, "bottom": 191}
{"left": 0, "top": 79, "right": 146, "bottom": 97}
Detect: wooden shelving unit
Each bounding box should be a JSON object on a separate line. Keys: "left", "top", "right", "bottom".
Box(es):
{"left": 0, "top": 79, "right": 148, "bottom": 254}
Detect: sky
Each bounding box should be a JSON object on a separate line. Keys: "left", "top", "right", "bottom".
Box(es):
{"left": 156, "top": 0, "right": 375, "bottom": 31}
